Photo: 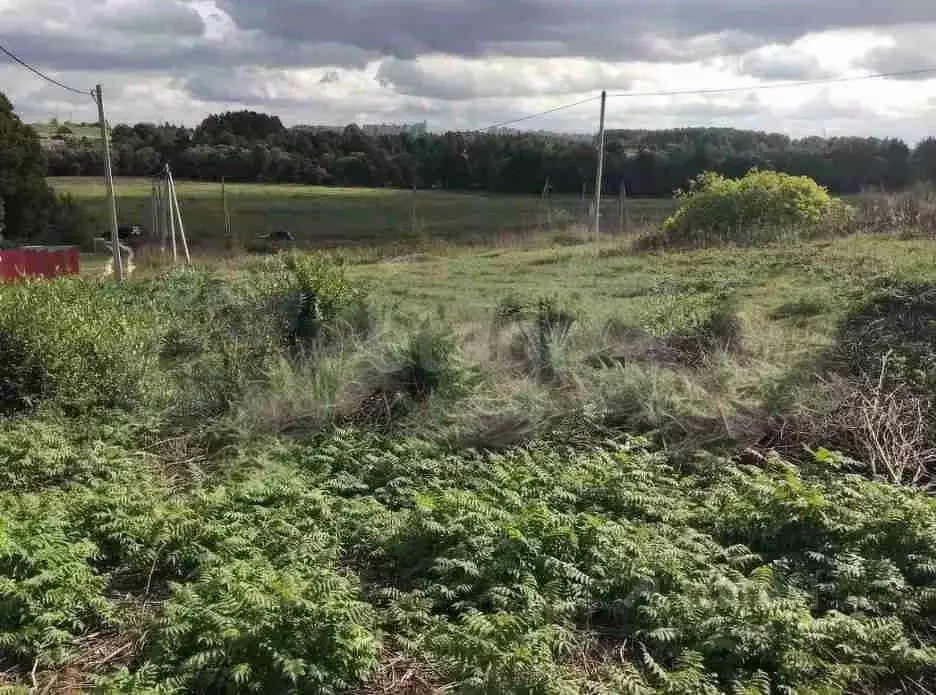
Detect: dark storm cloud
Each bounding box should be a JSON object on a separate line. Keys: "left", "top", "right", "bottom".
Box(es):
{"left": 218, "top": 0, "right": 936, "bottom": 62}
{"left": 99, "top": 2, "right": 206, "bottom": 36}
{"left": 6, "top": 0, "right": 936, "bottom": 82}
{"left": 0, "top": 0, "right": 375, "bottom": 73}
{"left": 0, "top": 29, "right": 374, "bottom": 73}
{"left": 859, "top": 46, "right": 936, "bottom": 80}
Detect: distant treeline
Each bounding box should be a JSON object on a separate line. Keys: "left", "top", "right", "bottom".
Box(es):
{"left": 42, "top": 110, "right": 936, "bottom": 196}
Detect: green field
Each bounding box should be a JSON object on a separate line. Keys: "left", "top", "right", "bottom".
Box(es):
{"left": 6, "top": 177, "right": 936, "bottom": 692}
{"left": 32, "top": 122, "right": 101, "bottom": 142}
{"left": 51, "top": 177, "right": 678, "bottom": 248}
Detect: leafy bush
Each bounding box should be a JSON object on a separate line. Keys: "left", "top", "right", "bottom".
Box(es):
{"left": 351, "top": 328, "right": 473, "bottom": 426}
{"left": 0, "top": 419, "right": 120, "bottom": 491}
{"left": 1, "top": 428, "right": 936, "bottom": 691}
{"left": 654, "top": 170, "right": 851, "bottom": 248}
{"left": 0, "top": 493, "right": 112, "bottom": 668}
{"left": 256, "top": 252, "right": 366, "bottom": 347}
{"left": 0, "top": 328, "right": 48, "bottom": 415}
{"left": 318, "top": 436, "right": 936, "bottom": 693}
{"left": 46, "top": 193, "right": 101, "bottom": 250}
{"left": 152, "top": 557, "right": 377, "bottom": 694}
{"left": 0, "top": 279, "right": 160, "bottom": 414}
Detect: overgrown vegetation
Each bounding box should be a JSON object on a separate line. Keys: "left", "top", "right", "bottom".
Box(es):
{"left": 6, "top": 207, "right": 936, "bottom": 691}
{"left": 5, "top": 416, "right": 936, "bottom": 693}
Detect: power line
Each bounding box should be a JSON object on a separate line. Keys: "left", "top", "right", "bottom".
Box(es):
{"left": 608, "top": 67, "right": 936, "bottom": 100}
{"left": 0, "top": 41, "right": 90, "bottom": 96}
{"left": 471, "top": 66, "right": 936, "bottom": 134}
{"left": 478, "top": 95, "right": 601, "bottom": 132}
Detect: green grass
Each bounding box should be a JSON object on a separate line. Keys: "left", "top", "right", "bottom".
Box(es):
{"left": 50, "top": 177, "right": 677, "bottom": 248}
{"left": 32, "top": 122, "right": 100, "bottom": 141}
{"left": 349, "top": 233, "right": 930, "bottom": 324}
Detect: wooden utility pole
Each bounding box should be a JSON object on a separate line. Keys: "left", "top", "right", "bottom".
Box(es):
{"left": 592, "top": 90, "right": 607, "bottom": 243}
{"left": 541, "top": 178, "right": 553, "bottom": 228}
{"left": 166, "top": 167, "right": 191, "bottom": 264}
{"left": 95, "top": 84, "right": 123, "bottom": 282}
{"left": 165, "top": 169, "right": 177, "bottom": 263}
{"left": 221, "top": 177, "right": 233, "bottom": 246}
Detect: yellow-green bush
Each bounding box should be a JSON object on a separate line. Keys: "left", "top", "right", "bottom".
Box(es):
{"left": 0, "top": 279, "right": 161, "bottom": 415}
{"left": 657, "top": 170, "right": 852, "bottom": 247}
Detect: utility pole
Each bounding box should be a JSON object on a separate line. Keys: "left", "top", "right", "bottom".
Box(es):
{"left": 592, "top": 90, "right": 607, "bottom": 243}
{"left": 222, "top": 177, "right": 232, "bottom": 248}
{"left": 165, "top": 169, "right": 177, "bottom": 263}
{"left": 166, "top": 166, "right": 191, "bottom": 264}
{"left": 541, "top": 178, "right": 553, "bottom": 228}
{"left": 95, "top": 84, "right": 123, "bottom": 282}
{"left": 151, "top": 180, "right": 159, "bottom": 247}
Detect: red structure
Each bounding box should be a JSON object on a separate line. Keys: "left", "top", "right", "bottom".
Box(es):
{"left": 0, "top": 246, "right": 80, "bottom": 282}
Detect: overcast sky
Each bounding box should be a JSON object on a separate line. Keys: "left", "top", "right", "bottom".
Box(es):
{"left": 2, "top": 0, "right": 936, "bottom": 141}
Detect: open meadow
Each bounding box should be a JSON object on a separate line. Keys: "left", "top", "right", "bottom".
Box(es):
{"left": 4, "top": 178, "right": 936, "bottom": 693}
{"left": 32, "top": 122, "right": 101, "bottom": 143}
{"left": 51, "top": 177, "right": 677, "bottom": 248}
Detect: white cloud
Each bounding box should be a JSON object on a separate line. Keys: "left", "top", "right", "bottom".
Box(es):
{"left": 739, "top": 46, "right": 833, "bottom": 81}
{"left": 376, "top": 56, "right": 636, "bottom": 100}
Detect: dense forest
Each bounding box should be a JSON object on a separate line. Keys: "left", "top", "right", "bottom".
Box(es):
{"left": 43, "top": 110, "right": 936, "bottom": 196}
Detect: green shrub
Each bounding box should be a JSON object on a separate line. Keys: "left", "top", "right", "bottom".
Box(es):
{"left": 255, "top": 252, "right": 365, "bottom": 348}
{"left": 352, "top": 328, "right": 473, "bottom": 426}
{"left": 656, "top": 170, "right": 850, "bottom": 248}
{"left": 0, "top": 419, "right": 116, "bottom": 491}
{"left": 152, "top": 556, "right": 377, "bottom": 694}
{"left": 1, "top": 428, "right": 936, "bottom": 691}
{"left": 319, "top": 436, "right": 936, "bottom": 693}
{"left": 0, "top": 328, "right": 48, "bottom": 415}
{"left": 47, "top": 193, "right": 101, "bottom": 250}
{"left": 0, "top": 279, "right": 160, "bottom": 414}
{"left": 0, "top": 261, "right": 369, "bottom": 422}
{"left": 0, "top": 493, "right": 112, "bottom": 668}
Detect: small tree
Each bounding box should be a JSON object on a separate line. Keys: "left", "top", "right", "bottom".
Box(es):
{"left": 48, "top": 193, "right": 100, "bottom": 249}
{"left": 658, "top": 169, "right": 849, "bottom": 247}
{"left": 0, "top": 92, "right": 55, "bottom": 240}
